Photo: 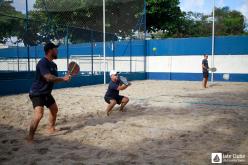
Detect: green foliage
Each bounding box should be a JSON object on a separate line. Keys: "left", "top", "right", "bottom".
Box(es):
{"left": 32, "top": 0, "right": 143, "bottom": 43}
{"left": 214, "top": 7, "right": 246, "bottom": 35}
{"left": 0, "top": 0, "right": 247, "bottom": 44}
{"left": 146, "top": 0, "right": 184, "bottom": 37}
{"left": 0, "top": 2, "right": 24, "bottom": 43}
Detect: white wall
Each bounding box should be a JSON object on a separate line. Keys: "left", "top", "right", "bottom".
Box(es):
{"left": 0, "top": 56, "right": 145, "bottom": 73}
{"left": 1, "top": 55, "right": 247, "bottom": 75}
{"left": 146, "top": 55, "right": 248, "bottom": 74}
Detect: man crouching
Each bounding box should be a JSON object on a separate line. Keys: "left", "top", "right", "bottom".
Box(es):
{"left": 104, "top": 70, "right": 129, "bottom": 116}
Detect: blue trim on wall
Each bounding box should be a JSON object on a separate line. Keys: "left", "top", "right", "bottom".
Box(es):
{"left": 0, "top": 79, "right": 34, "bottom": 96}
{"left": 147, "top": 36, "right": 248, "bottom": 56}
{"left": 0, "top": 72, "right": 146, "bottom": 96}
{"left": 1, "top": 36, "right": 248, "bottom": 59}
{"left": 0, "top": 40, "right": 146, "bottom": 59}
{"left": 147, "top": 37, "right": 212, "bottom": 56}
{"left": 0, "top": 71, "right": 246, "bottom": 96}
{"left": 215, "top": 36, "right": 248, "bottom": 55}
{"left": 0, "top": 72, "right": 35, "bottom": 80}
{"left": 147, "top": 72, "right": 248, "bottom": 82}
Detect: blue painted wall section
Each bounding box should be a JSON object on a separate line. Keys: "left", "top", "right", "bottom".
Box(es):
{"left": 0, "top": 72, "right": 146, "bottom": 96}
{"left": 215, "top": 36, "right": 248, "bottom": 55}
{"left": 147, "top": 36, "right": 248, "bottom": 56}
{"left": 147, "top": 37, "right": 212, "bottom": 56}
{"left": 0, "top": 36, "right": 248, "bottom": 95}
{"left": 1, "top": 36, "right": 247, "bottom": 59}
{"left": 0, "top": 41, "right": 146, "bottom": 58}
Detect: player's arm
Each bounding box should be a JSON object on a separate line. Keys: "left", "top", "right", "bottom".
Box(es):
{"left": 43, "top": 73, "right": 70, "bottom": 83}
{"left": 202, "top": 64, "right": 207, "bottom": 69}
{"left": 117, "top": 84, "right": 128, "bottom": 91}
{"left": 39, "top": 61, "right": 71, "bottom": 83}
{"left": 203, "top": 64, "right": 210, "bottom": 70}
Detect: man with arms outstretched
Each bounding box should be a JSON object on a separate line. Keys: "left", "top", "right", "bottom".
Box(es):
{"left": 27, "top": 43, "right": 71, "bottom": 143}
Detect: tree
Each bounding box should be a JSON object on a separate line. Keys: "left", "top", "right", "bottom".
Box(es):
{"left": 31, "top": 0, "right": 144, "bottom": 43}
{"left": 179, "top": 12, "right": 212, "bottom": 37}
{"left": 177, "top": 6, "right": 247, "bottom": 38}
{"left": 0, "top": 2, "right": 24, "bottom": 44}
{"left": 146, "top": 0, "right": 184, "bottom": 37}
{"left": 214, "top": 7, "right": 246, "bottom": 36}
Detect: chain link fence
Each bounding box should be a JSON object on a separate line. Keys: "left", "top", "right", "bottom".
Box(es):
{"left": 0, "top": 0, "right": 146, "bottom": 77}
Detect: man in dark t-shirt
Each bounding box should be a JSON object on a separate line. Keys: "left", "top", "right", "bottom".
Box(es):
{"left": 27, "top": 43, "right": 71, "bottom": 143}
{"left": 202, "top": 54, "right": 209, "bottom": 88}
{"left": 104, "top": 70, "right": 130, "bottom": 116}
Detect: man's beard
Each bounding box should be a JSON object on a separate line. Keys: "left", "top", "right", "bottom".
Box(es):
{"left": 52, "top": 53, "right": 57, "bottom": 59}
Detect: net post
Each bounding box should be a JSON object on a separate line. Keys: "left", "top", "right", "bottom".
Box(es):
{"left": 66, "top": 26, "right": 69, "bottom": 67}
{"left": 91, "top": 31, "right": 94, "bottom": 76}
{"left": 25, "top": 0, "right": 30, "bottom": 72}
{"left": 211, "top": 0, "right": 215, "bottom": 83}
{"left": 112, "top": 40, "right": 115, "bottom": 70}
{"left": 103, "top": 0, "right": 106, "bottom": 84}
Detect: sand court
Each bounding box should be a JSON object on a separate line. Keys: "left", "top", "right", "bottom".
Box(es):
{"left": 0, "top": 80, "right": 248, "bottom": 164}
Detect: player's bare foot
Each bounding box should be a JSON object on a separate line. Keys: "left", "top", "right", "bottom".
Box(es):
{"left": 107, "top": 110, "right": 112, "bottom": 116}
{"left": 25, "top": 136, "right": 34, "bottom": 144}
{"left": 47, "top": 127, "right": 59, "bottom": 134}
{"left": 119, "top": 107, "right": 126, "bottom": 112}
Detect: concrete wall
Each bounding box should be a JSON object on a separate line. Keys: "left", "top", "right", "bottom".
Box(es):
{"left": 0, "top": 36, "right": 248, "bottom": 95}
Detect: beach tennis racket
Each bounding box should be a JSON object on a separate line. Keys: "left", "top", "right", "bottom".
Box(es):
{"left": 68, "top": 61, "right": 80, "bottom": 76}
{"left": 208, "top": 67, "right": 217, "bottom": 72}
{"left": 119, "top": 76, "right": 131, "bottom": 86}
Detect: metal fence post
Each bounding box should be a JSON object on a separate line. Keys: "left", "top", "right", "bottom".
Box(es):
{"left": 66, "top": 26, "right": 69, "bottom": 66}
{"left": 17, "top": 42, "right": 19, "bottom": 72}
{"left": 113, "top": 40, "right": 115, "bottom": 70}
{"left": 91, "top": 31, "right": 94, "bottom": 76}
{"left": 25, "top": 0, "right": 30, "bottom": 72}
{"left": 130, "top": 39, "right": 132, "bottom": 73}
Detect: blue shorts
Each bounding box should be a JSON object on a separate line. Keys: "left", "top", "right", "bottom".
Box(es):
{"left": 203, "top": 72, "right": 209, "bottom": 78}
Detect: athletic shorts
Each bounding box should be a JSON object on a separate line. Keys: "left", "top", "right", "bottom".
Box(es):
{"left": 29, "top": 93, "right": 55, "bottom": 109}
{"left": 104, "top": 95, "right": 124, "bottom": 105}
{"left": 203, "top": 72, "right": 209, "bottom": 79}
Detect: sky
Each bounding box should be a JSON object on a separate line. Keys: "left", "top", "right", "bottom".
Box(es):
{"left": 180, "top": 0, "right": 248, "bottom": 19}
{"left": 11, "top": 0, "right": 248, "bottom": 20}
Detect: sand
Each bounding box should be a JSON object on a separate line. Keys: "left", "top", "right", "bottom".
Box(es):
{"left": 0, "top": 80, "right": 248, "bottom": 165}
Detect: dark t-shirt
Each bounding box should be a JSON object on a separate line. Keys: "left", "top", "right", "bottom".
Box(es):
{"left": 29, "top": 57, "right": 58, "bottom": 96}
{"left": 202, "top": 59, "right": 209, "bottom": 73}
{"left": 105, "top": 80, "right": 120, "bottom": 99}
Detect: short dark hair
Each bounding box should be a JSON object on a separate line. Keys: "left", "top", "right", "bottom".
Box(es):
{"left": 204, "top": 54, "right": 208, "bottom": 57}
{"left": 44, "top": 42, "right": 59, "bottom": 54}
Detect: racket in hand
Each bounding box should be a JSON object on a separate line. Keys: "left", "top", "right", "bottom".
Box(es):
{"left": 68, "top": 61, "right": 80, "bottom": 76}
{"left": 208, "top": 67, "right": 217, "bottom": 72}
{"left": 119, "top": 76, "right": 131, "bottom": 86}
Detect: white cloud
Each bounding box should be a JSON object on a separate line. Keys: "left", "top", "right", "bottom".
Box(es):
{"left": 11, "top": 0, "right": 35, "bottom": 13}
{"left": 180, "top": 0, "right": 210, "bottom": 14}
{"left": 216, "top": 0, "right": 224, "bottom": 7}
{"left": 240, "top": 0, "right": 248, "bottom": 19}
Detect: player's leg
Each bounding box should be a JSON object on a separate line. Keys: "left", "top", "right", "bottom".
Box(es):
{"left": 26, "top": 106, "right": 44, "bottom": 143}
{"left": 120, "top": 96, "right": 129, "bottom": 112}
{"left": 202, "top": 72, "right": 208, "bottom": 88}
{"left": 46, "top": 94, "right": 58, "bottom": 133}
{"left": 106, "top": 99, "right": 117, "bottom": 116}
{"left": 47, "top": 103, "right": 58, "bottom": 133}
{"left": 205, "top": 75, "right": 209, "bottom": 88}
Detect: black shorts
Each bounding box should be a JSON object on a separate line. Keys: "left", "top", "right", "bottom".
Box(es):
{"left": 104, "top": 95, "right": 124, "bottom": 105}
{"left": 29, "top": 94, "right": 56, "bottom": 109}
{"left": 203, "top": 72, "right": 209, "bottom": 79}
